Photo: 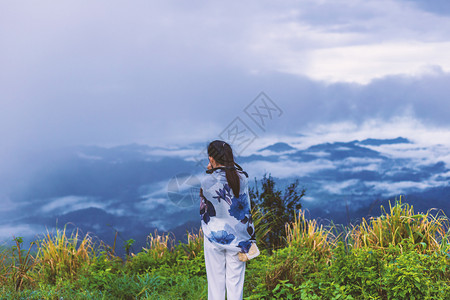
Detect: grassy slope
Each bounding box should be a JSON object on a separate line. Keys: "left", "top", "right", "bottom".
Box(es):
{"left": 1, "top": 200, "right": 450, "bottom": 299}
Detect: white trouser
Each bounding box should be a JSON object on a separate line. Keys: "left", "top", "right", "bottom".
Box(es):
{"left": 204, "top": 238, "right": 246, "bottom": 300}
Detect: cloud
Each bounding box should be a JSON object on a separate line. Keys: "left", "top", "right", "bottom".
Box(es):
{"left": 40, "top": 196, "right": 104, "bottom": 215}
{"left": 148, "top": 148, "right": 205, "bottom": 159}
{"left": 305, "top": 43, "right": 450, "bottom": 83}
{"left": 236, "top": 0, "right": 450, "bottom": 83}
{"left": 0, "top": 224, "right": 46, "bottom": 242}
{"left": 243, "top": 159, "right": 336, "bottom": 179}
{"left": 363, "top": 139, "right": 450, "bottom": 168}
{"left": 138, "top": 170, "right": 204, "bottom": 214}
{"left": 1, "top": 0, "right": 450, "bottom": 183}
{"left": 0, "top": 196, "right": 20, "bottom": 213}
{"left": 402, "top": 0, "right": 450, "bottom": 16}
{"left": 365, "top": 179, "right": 448, "bottom": 196}
{"left": 288, "top": 118, "right": 450, "bottom": 151}
{"left": 320, "top": 179, "right": 361, "bottom": 195}
{"left": 139, "top": 197, "right": 168, "bottom": 211}
{"left": 338, "top": 158, "right": 383, "bottom": 172}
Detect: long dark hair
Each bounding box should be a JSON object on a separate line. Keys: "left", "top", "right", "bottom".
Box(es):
{"left": 208, "top": 140, "right": 240, "bottom": 197}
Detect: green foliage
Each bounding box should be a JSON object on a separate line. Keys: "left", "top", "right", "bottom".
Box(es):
{"left": 124, "top": 238, "right": 135, "bottom": 258}
{"left": 126, "top": 247, "right": 176, "bottom": 275}
{"left": 1, "top": 192, "right": 450, "bottom": 299}
{"left": 383, "top": 250, "right": 450, "bottom": 299}
{"left": 78, "top": 251, "right": 123, "bottom": 291}
{"left": 245, "top": 243, "right": 330, "bottom": 299}
{"left": 0, "top": 282, "right": 104, "bottom": 299}
{"left": 351, "top": 198, "right": 448, "bottom": 252}
{"left": 126, "top": 230, "right": 176, "bottom": 274}
{"left": 244, "top": 250, "right": 271, "bottom": 299}
{"left": 286, "top": 210, "right": 334, "bottom": 259}
{"left": 32, "top": 227, "right": 95, "bottom": 285}
{"left": 250, "top": 174, "right": 305, "bottom": 251}
{"left": 6, "top": 237, "right": 37, "bottom": 291}
{"left": 138, "top": 273, "right": 207, "bottom": 299}
{"left": 330, "top": 243, "right": 384, "bottom": 299}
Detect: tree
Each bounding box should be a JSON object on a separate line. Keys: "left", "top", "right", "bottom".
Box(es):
{"left": 249, "top": 174, "right": 305, "bottom": 251}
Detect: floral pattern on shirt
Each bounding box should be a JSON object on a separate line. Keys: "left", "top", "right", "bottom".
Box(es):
{"left": 228, "top": 193, "right": 250, "bottom": 221}
{"left": 200, "top": 169, "right": 256, "bottom": 251}
{"left": 200, "top": 188, "right": 216, "bottom": 224}
{"left": 237, "top": 241, "right": 252, "bottom": 253}
{"left": 213, "top": 183, "right": 233, "bottom": 205}
{"left": 209, "top": 230, "right": 235, "bottom": 245}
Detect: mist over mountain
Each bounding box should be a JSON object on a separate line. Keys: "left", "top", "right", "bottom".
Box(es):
{"left": 0, "top": 136, "right": 448, "bottom": 255}
{"left": 2, "top": 0, "right": 450, "bottom": 262}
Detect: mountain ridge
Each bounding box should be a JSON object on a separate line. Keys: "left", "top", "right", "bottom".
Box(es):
{"left": 1, "top": 136, "right": 448, "bottom": 253}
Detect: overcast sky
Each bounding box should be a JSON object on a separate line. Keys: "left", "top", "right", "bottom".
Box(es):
{"left": 1, "top": 0, "right": 450, "bottom": 167}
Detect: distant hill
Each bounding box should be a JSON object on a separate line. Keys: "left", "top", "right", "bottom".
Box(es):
{"left": 258, "top": 142, "right": 296, "bottom": 152}
{"left": 358, "top": 137, "right": 411, "bottom": 146}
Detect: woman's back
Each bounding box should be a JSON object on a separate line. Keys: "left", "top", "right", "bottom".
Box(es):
{"left": 200, "top": 169, "right": 255, "bottom": 252}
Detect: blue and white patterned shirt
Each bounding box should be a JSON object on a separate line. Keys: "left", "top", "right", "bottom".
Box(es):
{"left": 200, "top": 169, "right": 255, "bottom": 253}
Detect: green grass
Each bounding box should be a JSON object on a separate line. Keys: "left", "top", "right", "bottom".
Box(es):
{"left": 1, "top": 199, "right": 450, "bottom": 299}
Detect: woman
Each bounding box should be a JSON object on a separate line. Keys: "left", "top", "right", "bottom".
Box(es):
{"left": 200, "top": 140, "right": 257, "bottom": 300}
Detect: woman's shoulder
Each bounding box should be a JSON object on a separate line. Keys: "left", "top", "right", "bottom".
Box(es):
{"left": 201, "top": 168, "right": 247, "bottom": 185}
{"left": 201, "top": 170, "right": 225, "bottom": 186}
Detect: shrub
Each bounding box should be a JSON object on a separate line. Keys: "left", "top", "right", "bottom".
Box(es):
{"left": 351, "top": 199, "right": 448, "bottom": 253}
{"left": 330, "top": 243, "right": 384, "bottom": 299}
{"left": 32, "top": 227, "right": 95, "bottom": 285}
{"left": 78, "top": 251, "right": 123, "bottom": 291}
{"left": 126, "top": 231, "right": 177, "bottom": 274}
{"left": 246, "top": 244, "right": 329, "bottom": 299}
{"left": 2, "top": 237, "right": 37, "bottom": 291}
{"left": 285, "top": 210, "right": 333, "bottom": 260}
{"left": 384, "top": 250, "right": 450, "bottom": 299}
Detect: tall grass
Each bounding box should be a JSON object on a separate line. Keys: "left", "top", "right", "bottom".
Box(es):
{"left": 350, "top": 199, "right": 449, "bottom": 253}
{"left": 140, "top": 230, "right": 175, "bottom": 260}
{"left": 33, "top": 227, "right": 95, "bottom": 284}
{"left": 126, "top": 229, "right": 197, "bottom": 275}
{"left": 285, "top": 209, "right": 334, "bottom": 258}
{"left": 283, "top": 199, "right": 450, "bottom": 255}
{"left": 0, "top": 246, "right": 8, "bottom": 285}
{"left": 181, "top": 228, "right": 204, "bottom": 259}
{"left": 1, "top": 240, "right": 37, "bottom": 292}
